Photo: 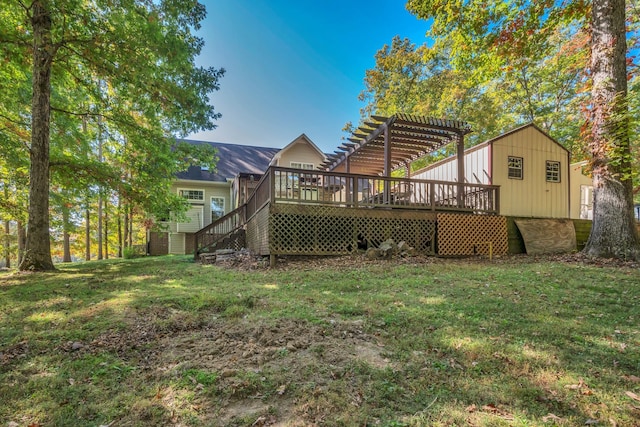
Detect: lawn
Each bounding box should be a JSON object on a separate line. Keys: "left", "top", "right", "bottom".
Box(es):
{"left": 1, "top": 255, "right": 639, "bottom": 426}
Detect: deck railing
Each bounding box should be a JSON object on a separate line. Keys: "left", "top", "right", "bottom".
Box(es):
{"left": 245, "top": 166, "right": 500, "bottom": 218}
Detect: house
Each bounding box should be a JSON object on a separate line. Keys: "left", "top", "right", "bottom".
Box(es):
{"left": 411, "top": 123, "right": 571, "bottom": 218}
{"left": 149, "top": 135, "right": 326, "bottom": 255}
{"left": 153, "top": 114, "right": 614, "bottom": 261}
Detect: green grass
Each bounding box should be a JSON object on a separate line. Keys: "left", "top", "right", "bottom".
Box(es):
{"left": 1, "top": 255, "right": 639, "bottom": 426}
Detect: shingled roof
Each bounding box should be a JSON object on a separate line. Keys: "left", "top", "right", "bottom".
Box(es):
{"left": 176, "top": 140, "right": 281, "bottom": 182}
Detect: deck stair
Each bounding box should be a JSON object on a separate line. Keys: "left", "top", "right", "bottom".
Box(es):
{"left": 194, "top": 204, "right": 247, "bottom": 258}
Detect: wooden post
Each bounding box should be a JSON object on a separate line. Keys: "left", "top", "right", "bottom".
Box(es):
{"left": 383, "top": 125, "right": 391, "bottom": 203}
{"left": 456, "top": 132, "right": 465, "bottom": 208}
{"left": 352, "top": 175, "right": 358, "bottom": 207}
{"left": 270, "top": 254, "right": 276, "bottom": 267}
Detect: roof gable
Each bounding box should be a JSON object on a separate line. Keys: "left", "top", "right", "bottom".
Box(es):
{"left": 484, "top": 123, "right": 568, "bottom": 154}
{"left": 413, "top": 122, "right": 568, "bottom": 176}
{"left": 270, "top": 134, "right": 326, "bottom": 166}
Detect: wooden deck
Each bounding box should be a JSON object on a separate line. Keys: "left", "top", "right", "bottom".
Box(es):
{"left": 196, "top": 166, "right": 503, "bottom": 258}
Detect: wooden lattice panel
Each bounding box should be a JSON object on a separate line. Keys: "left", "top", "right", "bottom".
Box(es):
{"left": 246, "top": 205, "right": 270, "bottom": 255}
{"left": 269, "top": 204, "right": 437, "bottom": 255}
{"left": 436, "top": 213, "right": 508, "bottom": 256}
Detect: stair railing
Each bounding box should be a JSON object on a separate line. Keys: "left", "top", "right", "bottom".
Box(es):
{"left": 194, "top": 204, "right": 247, "bottom": 258}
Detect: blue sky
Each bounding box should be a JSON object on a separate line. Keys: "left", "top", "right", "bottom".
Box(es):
{"left": 191, "top": 0, "right": 428, "bottom": 153}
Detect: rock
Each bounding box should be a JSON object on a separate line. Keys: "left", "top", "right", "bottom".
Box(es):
{"left": 378, "top": 239, "right": 398, "bottom": 259}
{"left": 365, "top": 248, "right": 381, "bottom": 260}
{"left": 221, "top": 369, "right": 237, "bottom": 378}
{"left": 71, "top": 341, "right": 84, "bottom": 351}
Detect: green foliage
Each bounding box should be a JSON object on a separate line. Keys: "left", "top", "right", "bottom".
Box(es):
{"left": 0, "top": 1, "right": 224, "bottom": 267}
{"left": 358, "top": 25, "right": 591, "bottom": 162}
{"left": 122, "top": 247, "right": 139, "bottom": 259}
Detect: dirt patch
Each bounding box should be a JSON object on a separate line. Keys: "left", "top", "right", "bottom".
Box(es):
{"left": 216, "top": 252, "right": 440, "bottom": 272}
{"left": 76, "top": 310, "right": 391, "bottom": 425}
{"left": 217, "top": 251, "right": 640, "bottom": 271}
{"left": 154, "top": 317, "right": 391, "bottom": 425}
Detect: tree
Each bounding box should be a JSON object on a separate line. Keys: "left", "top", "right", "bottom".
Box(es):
{"left": 406, "top": 0, "right": 639, "bottom": 259}
{"left": 584, "top": 0, "right": 639, "bottom": 258}
{"left": 0, "top": 1, "right": 224, "bottom": 270}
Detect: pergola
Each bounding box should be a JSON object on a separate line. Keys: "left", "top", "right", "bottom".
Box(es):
{"left": 321, "top": 113, "right": 472, "bottom": 183}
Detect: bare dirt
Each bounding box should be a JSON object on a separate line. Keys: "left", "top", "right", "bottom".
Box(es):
{"left": 79, "top": 306, "right": 391, "bottom": 426}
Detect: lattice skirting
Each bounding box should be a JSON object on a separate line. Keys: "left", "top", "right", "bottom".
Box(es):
{"left": 269, "top": 204, "right": 437, "bottom": 256}
{"left": 246, "top": 205, "right": 270, "bottom": 255}
{"left": 436, "top": 213, "right": 508, "bottom": 256}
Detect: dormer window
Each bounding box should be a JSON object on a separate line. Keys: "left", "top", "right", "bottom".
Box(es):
{"left": 291, "top": 162, "right": 314, "bottom": 170}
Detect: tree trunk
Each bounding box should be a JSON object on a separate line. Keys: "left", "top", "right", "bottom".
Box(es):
{"left": 19, "top": 0, "right": 55, "bottom": 271}
{"left": 3, "top": 185, "right": 10, "bottom": 268}
{"left": 104, "top": 197, "right": 109, "bottom": 259}
{"left": 117, "top": 197, "right": 122, "bottom": 258}
{"left": 85, "top": 208, "right": 91, "bottom": 261}
{"left": 129, "top": 205, "right": 134, "bottom": 247}
{"left": 97, "top": 191, "right": 103, "bottom": 260}
{"left": 97, "top": 123, "right": 103, "bottom": 260}
{"left": 4, "top": 220, "right": 10, "bottom": 269}
{"left": 584, "top": 0, "right": 640, "bottom": 259}
{"left": 123, "top": 201, "right": 129, "bottom": 250}
{"left": 62, "top": 203, "right": 71, "bottom": 262}
{"left": 17, "top": 221, "right": 26, "bottom": 265}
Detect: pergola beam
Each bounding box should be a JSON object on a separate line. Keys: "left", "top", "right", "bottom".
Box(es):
{"left": 324, "top": 114, "right": 471, "bottom": 177}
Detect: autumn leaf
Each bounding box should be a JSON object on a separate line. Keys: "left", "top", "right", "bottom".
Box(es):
{"left": 542, "top": 413, "right": 565, "bottom": 423}
{"left": 625, "top": 391, "right": 640, "bottom": 402}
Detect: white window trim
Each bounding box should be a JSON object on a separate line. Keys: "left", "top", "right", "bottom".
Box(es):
{"left": 545, "top": 160, "right": 561, "bottom": 183}
{"left": 211, "top": 196, "right": 225, "bottom": 221}
{"left": 177, "top": 188, "right": 205, "bottom": 202}
{"left": 507, "top": 156, "right": 523, "bottom": 180}
{"left": 290, "top": 161, "right": 315, "bottom": 170}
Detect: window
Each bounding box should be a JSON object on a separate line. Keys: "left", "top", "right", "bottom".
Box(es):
{"left": 178, "top": 188, "right": 204, "bottom": 202}
{"left": 508, "top": 156, "right": 523, "bottom": 179}
{"left": 290, "top": 162, "right": 314, "bottom": 170}
{"left": 546, "top": 161, "right": 561, "bottom": 182}
{"left": 211, "top": 197, "right": 225, "bottom": 221}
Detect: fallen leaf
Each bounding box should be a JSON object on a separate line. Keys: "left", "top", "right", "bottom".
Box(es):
{"left": 68, "top": 378, "right": 75, "bottom": 385}
{"left": 625, "top": 391, "right": 640, "bottom": 402}
{"left": 623, "top": 375, "right": 640, "bottom": 383}
{"left": 276, "top": 384, "right": 286, "bottom": 395}
{"left": 466, "top": 404, "right": 477, "bottom": 412}
{"left": 482, "top": 404, "right": 499, "bottom": 413}
{"left": 584, "top": 419, "right": 599, "bottom": 425}
{"left": 542, "top": 413, "right": 565, "bottom": 423}
{"left": 565, "top": 379, "right": 586, "bottom": 390}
